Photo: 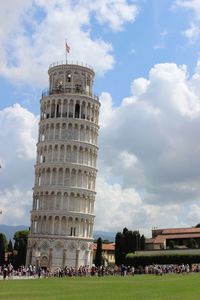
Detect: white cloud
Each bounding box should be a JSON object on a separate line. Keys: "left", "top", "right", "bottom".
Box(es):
{"left": 175, "top": 0, "right": 200, "bottom": 19}
{"left": 174, "top": 1, "right": 200, "bottom": 43}
{"left": 0, "top": 188, "right": 32, "bottom": 225}
{"left": 98, "top": 61, "right": 200, "bottom": 214}
{"left": 0, "top": 0, "right": 138, "bottom": 86}
{"left": 0, "top": 104, "right": 38, "bottom": 160}
{"left": 183, "top": 23, "right": 200, "bottom": 42}
{"left": 153, "top": 31, "right": 168, "bottom": 50}
{"left": 188, "top": 204, "right": 200, "bottom": 224}
{"left": 91, "top": 0, "right": 139, "bottom": 31}
{"left": 3, "top": 60, "right": 200, "bottom": 233}
{"left": 95, "top": 177, "right": 188, "bottom": 236}
{"left": 0, "top": 104, "right": 37, "bottom": 225}
{"left": 95, "top": 176, "right": 142, "bottom": 232}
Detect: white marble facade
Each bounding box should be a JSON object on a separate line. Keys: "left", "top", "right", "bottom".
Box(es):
{"left": 26, "top": 62, "right": 100, "bottom": 271}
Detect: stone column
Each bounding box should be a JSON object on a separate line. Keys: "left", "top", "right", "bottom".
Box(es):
{"left": 75, "top": 249, "right": 80, "bottom": 270}
{"left": 62, "top": 249, "right": 67, "bottom": 268}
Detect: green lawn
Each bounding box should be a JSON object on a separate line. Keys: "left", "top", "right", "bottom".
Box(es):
{"left": 1, "top": 274, "right": 200, "bottom": 300}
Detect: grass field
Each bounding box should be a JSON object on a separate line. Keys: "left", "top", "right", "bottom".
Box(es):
{"left": 1, "top": 274, "right": 200, "bottom": 300}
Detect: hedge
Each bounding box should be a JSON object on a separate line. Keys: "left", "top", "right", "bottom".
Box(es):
{"left": 126, "top": 253, "right": 200, "bottom": 266}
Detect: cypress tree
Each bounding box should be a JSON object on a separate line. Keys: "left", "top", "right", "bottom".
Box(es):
{"left": 94, "top": 237, "right": 103, "bottom": 267}
{"left": 140, "top": 234, "right": 145, "bottom": 250}
{"left": 0, "top": 233, "right": 6, "bottom": 265}
{"left": 115, "top": 232, "right": 123, "bottom": 266}
{"left": 13, "top": 230, "right": 29, "bottom": 267}
{"left": 7, "top": 239, "right": 13, "bottom": 252}
{"left": 7, "top": 239, "right": 14, "bottom": 264}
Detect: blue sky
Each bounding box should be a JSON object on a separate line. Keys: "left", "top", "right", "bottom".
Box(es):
{"left": 1, "top": 0, "right": 200, "bottom": 235}
{"left": 2, "top": 0, "right": 198, "bottom": 112}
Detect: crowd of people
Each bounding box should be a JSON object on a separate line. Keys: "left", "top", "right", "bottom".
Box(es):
{"left": 1, "top": 263, "right": 200, "bottom": 279}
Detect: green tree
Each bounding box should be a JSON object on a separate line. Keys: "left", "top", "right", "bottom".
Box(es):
{"left": 168, "top": 240, "right": 175, "bottom": 249}
{"left": 13, "top": 230, "right": 29, "bottom": 267}
{"left": 7, "top": 239, "right": 13, "bottom": 252}
{"left": 0, "top": 233, "right": 7, "bottom": 265}
{"left": 140, "top": 234, "right": 146, "bottom": 250}
{"left": 115, "top": 232, "right": 124, "bottom": 266}
{"left": 94, "top": 237, "right": 103, "bottom": 267}
{"left": 115, "top": 228, "right": 144, "bottom": 266}
{"left": 187, "top": 238, "right": 197, "bottom": 249}
{"left": 7, "top": 239, "right": 14, "bottom": 264}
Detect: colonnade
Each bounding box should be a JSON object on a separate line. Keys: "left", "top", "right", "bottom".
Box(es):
{"left": 41, "top": 98, "right": 99, "bottom": 124}
{"left": 37, "top": 143, "right": 97, "bottom": 168}
{"left": 39, "top": 122, "right": 98, "bottom": 145}
{"left": 31, "top": 214, "right": 93, "bottom": 238}
{"left": 35, "top": 167, "right": 96, "bottom": 190}
{"left": 32, "top": 191, "right": 95, "bottom": 214}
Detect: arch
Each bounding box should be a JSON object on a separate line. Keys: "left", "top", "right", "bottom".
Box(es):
{"left": 79, "top": 147, "right": 83, "bottom": 164}
{"left": 56, "top": 192, "right": 61, "bottom": 210}
{"left": 49, "top": 192, "right": 55, "bottom": 209}
{"left": 54, "top": 216, "right": 59, "bottom": 235}
{"left": 68, "top": 216, "right": 73, "bottom": 236}
{"left": 49, "top": 123, "right": 54, "bottom": 140}
{"left": 61, "top": 123, "right": 67, "bottom": 139}
{"left": 69, "top": 193, "right": 74, "bottom": 211}
{"left": 68, "top": 123, "right": 73, "bottom": 140}
{"left": 48, "top": 216, "right": 53, "bottom": 234}
{"left": 40, "top": 256, "right": 48, "bottom": 268}
{"left": 66, "top": 73, "right": 71, "bottom": 83}
{"left": 74, "top": 123, "right": 78, "bottom": 140}
{"left": 60, "top": 144, "right": 65, "bottom": 162}
{"left": 53, "top": 145, "right": 59, "bottom": 161}
{"left": 71, "top": 169, "right": 76, "bottom": 186}
{"left": 81, "top": 102, "right": 86, "bottom": 119}
{"left": 63, "top": 192, "right": 68, "bottom": 210}
{"left": 87, "top": 102, "right": 91, "bottom": 120}
{"left": 69, "top": 100, "right": 73, "bottom": 118}
{"left": 63, "top": 99, "right": 68, "bottom": 117}
{"left": 61, "top": 216, "right": 67, "bottom": 235}
{"left": 66, "top": 145, "right": 71, "bottom": 161}
{"left": 64, "top": 168, "right": 70, "bottom": 186}
{"left": 85, "top": 126, "right": 90, "bottom": 143}
{"left": 58, "top": 168, "right": 63, "bottom": 186}
{"left": 55, "top": 123, "right": 60, "bottom": 140}
{"left": 72, "top": 145, "right": 78, "bottom": 163}
{"left": 77, "top": 170, "right": 82, "bottom": 187}
{"left": 45, "top": 168, "right": 50, "bottom": 185}
{"left": 80, "top": 125, "right": 85, "bottom": 141}
{"left": 55, "top": 78, "right": 63, "bottom": 93}
{"left": 52, "top": 168, "right": 57, "bottom": 185}
{"left": 84, "top": 148, "right": 89, "bottom": 165}
{"left": 51, "top": 101, "right": 56, "bottom": 118}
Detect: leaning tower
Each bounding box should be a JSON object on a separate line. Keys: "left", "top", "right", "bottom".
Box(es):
{"left": 26, "top": 61, "right": 100, "bottom": 271}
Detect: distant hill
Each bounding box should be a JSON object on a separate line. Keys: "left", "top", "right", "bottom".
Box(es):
{"left": 0, "top": 224, "right": 29, "bottom": 240}
{"left": 0, "top": 224, "right": 116, "bottom": 242}
{"left": 93, "top": 231, "right": 115, "bottom": 242}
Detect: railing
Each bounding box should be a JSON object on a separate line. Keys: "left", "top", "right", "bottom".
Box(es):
{"left": 49, "top": 60, "right": 94, "bottom": 71}
{"left": 41, "top": 88, "right": 99, "bottom": 101}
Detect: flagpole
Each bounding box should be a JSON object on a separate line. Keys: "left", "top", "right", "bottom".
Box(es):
{"left": 65, "top": 40, "right": 70, "bottom": 64}
{"left": 65, "top": 39, "right": 68, "bottom": 64}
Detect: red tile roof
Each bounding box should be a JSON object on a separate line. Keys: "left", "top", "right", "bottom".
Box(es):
{"left": 150, "top": 233, "right": 200, "bottom": 244}
{"left": 93, "top": 243, "right": 115, "bottom": 251}
{"left": 162, "top": 227, "right": 200, "bottom": 234}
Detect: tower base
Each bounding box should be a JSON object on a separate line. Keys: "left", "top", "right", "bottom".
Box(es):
{"left": 26, "top": 236, "right": 93, "bottom": 272}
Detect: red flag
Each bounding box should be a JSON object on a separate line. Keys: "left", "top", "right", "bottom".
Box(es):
{"left": 65, "top": 42, "right": 70, "bottom": 53}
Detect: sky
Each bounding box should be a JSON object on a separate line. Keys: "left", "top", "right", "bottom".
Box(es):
{"left": 1, "top": 0, "right": 200, "bottom": 236}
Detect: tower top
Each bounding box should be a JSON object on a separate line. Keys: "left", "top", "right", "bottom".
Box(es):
{"left": 49, "top": 60, "right": 94, "bottom": 73}
{"left": 42, "top": 60, "right": 97, "bottom": 100}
